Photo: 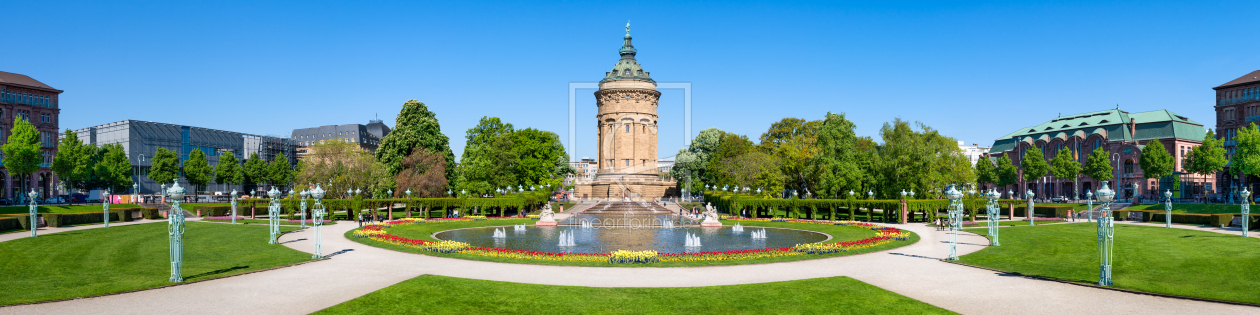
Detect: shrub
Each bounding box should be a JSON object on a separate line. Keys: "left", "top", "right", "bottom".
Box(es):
{"left": 1210, "top": 214, "right": 1234, "bottom": 227}
{"left": 142, "top": 207, "right": 162, "bottom": 220}
{"left": 1150, "top": 212, "right": 1214, "bottom": 225}
{"left": 1111, "top": 210, "right": 1129, "bottom": 220}
{"left": 0, "top": 217, "right": 20, "bottom": 232}
{"left": 195, "top": 206, "right": 232, "bottom": 217}
{"left": 43, "top": 212, "right": 122, "bottom": 227}
{"left": 1013, "top": 205, "right": 1072, "bottom": 218}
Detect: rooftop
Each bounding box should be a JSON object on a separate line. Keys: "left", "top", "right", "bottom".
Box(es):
{"left": 1215, "top": 70, "right": 1260, "bottom": 89}
{"left": 989, "top": 108, "right": 1205, "bottom": 153}
{"left": 0, "top": 71, "right": 61, "bottom": 92}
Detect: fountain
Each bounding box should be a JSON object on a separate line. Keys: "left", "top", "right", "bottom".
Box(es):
{"left": 751, "top": 229, "right": 767, "bottom": 239}
{"left": 514, "top": 224, "right": 527, "bottom": 232}
{"left": 492, "top": 228, "right": 506, "bottom": 238}
{"left": 732, "top": 223, "right": 744, "bottom": 233}
{"left": 684, "top": 232, "right": 702, "bottom": 247}
{"left": 558, "top": 230, "right": 576, "bottom": 246}
{"left": 661, "top": 219, "right": 674, "bottom": 229}
{"left": 581, "top": 220, "right": 594, "bottom": 229}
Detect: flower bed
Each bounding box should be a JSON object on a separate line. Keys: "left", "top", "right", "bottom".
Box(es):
{"left": 353, "top": 218, "right": 913, "bottom": 264}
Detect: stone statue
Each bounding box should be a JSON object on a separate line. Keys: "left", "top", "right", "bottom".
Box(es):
{"left": 703, "top": 203, "right": 718, "bottom": 223}
{"left": 626, "top": 21, "right": 630, "bottom": 35}
{"left": 539, "top": 203, "right": 555, "bottom": 222}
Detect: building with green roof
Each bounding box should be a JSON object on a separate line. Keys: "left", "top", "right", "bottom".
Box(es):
{"left": 987, "top": 108, "right": 1211, "bottom": 202}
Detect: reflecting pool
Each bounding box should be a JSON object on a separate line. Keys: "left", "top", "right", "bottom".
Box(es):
{"left": 434, "top": 225, "right": 830, "bottom": 254}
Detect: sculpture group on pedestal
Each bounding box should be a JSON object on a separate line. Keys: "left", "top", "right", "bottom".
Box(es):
{"left": 536, "top": 204, "right": 557, "bottom": 226}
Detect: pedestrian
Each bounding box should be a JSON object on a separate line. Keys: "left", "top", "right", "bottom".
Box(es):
{"left": 357, "top": 212, "right": 363, "bottom": 227}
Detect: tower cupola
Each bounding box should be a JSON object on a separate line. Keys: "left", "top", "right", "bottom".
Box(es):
{"left": 602, "top": 22, "right": 653, "bottom": 83}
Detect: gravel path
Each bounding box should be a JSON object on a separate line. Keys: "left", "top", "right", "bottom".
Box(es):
{"left": 1, "top": 218, "right": 1255, "bottom": 314}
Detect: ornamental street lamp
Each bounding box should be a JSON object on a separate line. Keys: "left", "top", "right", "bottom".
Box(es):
{"left": 945, "top": 185, "right": 964, "bottom": 260}
{"left": 132, "top": 182, "right": 139, "bottom": 206}
{"left": 405, "top": 189, "right": 412, "bottom": 198}
{"left": 1086, "top": 189, "right": 1094, "bottom": 223}
{"left": 300, "top": 189, "right": 310, "bottom": 228}
{"left": 1131, "top": 182, "right": 1139, "bottom": 203}
{"left": 900, "top": 189, "right": 906, "bottom": 199}
{"left": 230, "top": 189, "right": 239, "bottom": 224}
{"left": 1096, "top": 181, "right": 1116, "bottom": 286}
{"left": 1163, "top": 189, "right": 1173, "bottom": 228}
{"left": 167, "top": 181, "right": 186, "bottom": 283}
{"left": 346, "top": 189, "right": 353, "bottom": 198}
{"left": 1026, "top": 189, "right": 1036, "bottom": 226}
{"left": 985, "top": 188, "right": 1001, "bottom": 246}
{"left": 28, "top": 189, "right": 38, "bottom": 237}
{"left": 909, "top": 189, "right": 915, "bottom": 199}
{"left": 267, "top": 186, "right": 282, "bottom": 244}
{"left": 1240, "top": 188, "right": 1251, "bottom": 238}
{"left": 102, "top": 190, "right": 111, "bottom": 228}
{"left": 355, "top": 188, "right": 362, "bottom": 196}
{"left": 311, "top": 184, "right": 327, "bottom": 259}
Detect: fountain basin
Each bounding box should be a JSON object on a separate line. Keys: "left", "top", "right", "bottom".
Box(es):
{"left": 433, "top": 225, "right": 830, "bottom": 254}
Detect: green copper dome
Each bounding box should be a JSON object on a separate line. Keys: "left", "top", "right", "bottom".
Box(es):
{"left": 601, "top": 24, "right": 653, "bottom": 83}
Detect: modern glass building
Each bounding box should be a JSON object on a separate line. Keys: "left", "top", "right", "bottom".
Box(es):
{"left": 71, "top": 120, "right": 297, "bottom": 196}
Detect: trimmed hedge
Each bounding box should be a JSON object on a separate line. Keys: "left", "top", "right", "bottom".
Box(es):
{"left": 44, "top": 212, "right": 124, "bottom": 227}
{"left": 142, "top": 207, "right": 162, "bottom": 220}
{"left": 1148, "top": 212, "right": 1213, "bottom": 225}
{"left": 0, "top": 217, "right": 20, "bottom": 232}
{"left": 1012, "top": 205, "right": 1073, "bottom": 218}
{"left": 195, "top": 206, "right": 232, "bottom": 217}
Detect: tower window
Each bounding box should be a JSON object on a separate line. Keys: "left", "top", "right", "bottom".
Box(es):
{"left": 626, "top": 125, "right": 630, "bottom": 132}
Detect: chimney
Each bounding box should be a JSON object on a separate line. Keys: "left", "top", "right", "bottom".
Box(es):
{"left": 1130, "top": 118, "right": 1136, "bottom": 138}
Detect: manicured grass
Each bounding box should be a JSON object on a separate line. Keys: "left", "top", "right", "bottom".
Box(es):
{"left": 1036, "top": 203, "right": 1093, "bottom": 211}
{"left": 958, "top": 223, "right": 1260, "bottom": 304}
{"left": 0, "top": 222, "right": 311, "bottom": 305}
{"left": 314, "top": 275, "right": 953, "bottom": 315}
{"left": 202, "top": 218, "right": 337, "bottom": 225}
{"left": 1124, "top": 203, "right": 1244, "bottom": 214}
{"left": 348, "top": 219, "right": 919, "bottom": 267}
{"left": 930, "top": 220, "right": 1066, "bottom": 227}
{"left": 0, "top": 204, "right": 140, "bottom": 215}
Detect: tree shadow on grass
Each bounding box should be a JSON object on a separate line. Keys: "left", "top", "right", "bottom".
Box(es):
{"left": 323, "top": 248, "right": 353, "bottom": 258}
{"left": 186, "top": 266, "right": 249, "bottom": 280}
{"left": 281, "top": 238, "right": 306, "bottom": 244}
{"left": 889, "top": 252, "right": 939, "bottom": 260}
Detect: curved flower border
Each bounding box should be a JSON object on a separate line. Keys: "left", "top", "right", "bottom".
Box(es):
{"left": 352, "top": 218, "right": 911, "bottom": 264}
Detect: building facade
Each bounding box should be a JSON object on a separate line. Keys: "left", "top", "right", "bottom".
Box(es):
{"left": 957, "top": 141, "right": 991, "bottom": 166}
{"left": 291, "top": 119, "right": 391, "bottom": 159}
{"left": 1214, "top": 70, "right": 1260, "bottom": 199}
{"left": 0, "top": 71, "right": 61, "bottom": 200}
{"left": 987, "top": 109, "right": 1210, "bottom": 201}
{"left": 574, "top": 25, "right": 677, "bottom": 199}
{"left": 72, "top": 120, "right": 297, "bottom": 195}
{"left": 567, "top": 158, "right": 599, "bottom": 182}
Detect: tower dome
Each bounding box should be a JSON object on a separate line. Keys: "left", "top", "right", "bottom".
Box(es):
{"left": 602, "top": 23, "right": 653, "bottom": 83}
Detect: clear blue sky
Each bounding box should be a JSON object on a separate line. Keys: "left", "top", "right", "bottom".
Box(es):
{"left": 5, "top": 1, "right": 1259, "bottom": 160}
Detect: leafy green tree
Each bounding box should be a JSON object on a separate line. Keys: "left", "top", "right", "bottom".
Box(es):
{"left": 94, "top": 143, "right": 133, "bottom": 194}
{"left": 1231, "top": 123, "right": 1260, "bottom": 192}
{"left": 148, "top": 147, "right": 180, "bottom": 187}
{"left": 1049, "top": 148, "right": 1080, "bottom": 197}
{"left": 706, "top": 132, "right": 755, "bottom": 188}
{"left": 183, "top": 148, "right": 212, "bottom": 195}
{"left": 813, "top": 112, "right": 863, "bottom": 198}
{"left": 2, "top": 116, "right": 40, "bottom": 201}
{"left": 1021, "top": 146, "right": 1049, "bottom": 186}
{"left": 214, "top": 152, "right": 243, "bottom": 188}
{"left": 376, "top": 100, "right": 458, "bottom": 191}
{"left": 996, "top": 153, "right": 1019, "bottom": 190}
{"left": 243, "top": 152, "right": 267, "bottom": 193}
{"left": 974, "top": 155, "right": 996, "bottom": 189}
{"left": 1083, "top": 147, "right": 1113, "bottom": 183}
{"left": 759, "top": 118, "right": 821, "bottom": 193}
{"left": 52, "top": 129, "right": 93, "bottom": 195}
{"left": 269, "top": 153, "right": 293, "bottom": 189}
{"left": 510, "top": 128, "right": 571, "bottom": 188}
{"left": 1138, "top": 140, "right": 1174, "bottom": 198}
{"left": 716, "top": 151, "right": 785, "bottom": 196}
{"left": 876, "top": 119, "right": 973, "bottom": 200}
{"left": 459, "top": 117, "right": 518, "bottom": 196}
{"left": 1185, "top": 129, "right": 1226, "bottom": 197}
{"left": 672, "top": 127, "right": 724, "bottom": 192}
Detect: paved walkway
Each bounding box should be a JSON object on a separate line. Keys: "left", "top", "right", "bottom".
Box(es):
{"left": 2, "top": 218, "right": 1257, "bottom": 314}
{"left": 0, "top": 219, "right": 165, "bottom": 243}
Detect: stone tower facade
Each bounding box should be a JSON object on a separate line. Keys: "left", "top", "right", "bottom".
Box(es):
{"left": 575, "top": 24, "right": 677, "bottom": 200}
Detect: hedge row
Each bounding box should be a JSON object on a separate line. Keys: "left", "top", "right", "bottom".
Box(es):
{"left": 43, "top": 211, "right": 129, "bottom": 227}
{"left": 700, "top": 191, "right": 1023, "bottom": 223}
{"left": 0, "top": 217, "right": 20, "bottom": 232}
{"left": 183, "top": 191, "right": 551, "bottom": 219}
{"left": 1011, "top": 205, "right": 1074, "bottom": 218}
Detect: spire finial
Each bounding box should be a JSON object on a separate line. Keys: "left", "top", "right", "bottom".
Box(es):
{"left": 626, "top": 21, "right": 630, "bottom": 36}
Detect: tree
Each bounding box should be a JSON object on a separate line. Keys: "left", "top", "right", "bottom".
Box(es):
{"left": 94, "top": 144, "right": 133, "bottom": 194}
{"left": 1083, "top": 147, "right": 1113, "bottom": 183}
{"left": 148, "top": 147, "right": 180, "bottom": 187}
{"left": 996, "top": 153, "right": 1019, "bottom": 190}
{"left": 184, "top": 148, "right": 212, "bottom": 195}
{"left": 1021, "top": 146, "right": 1049, "bottom": 186}
{"left": 813, "top": 112, "right": 864, "bottom": 198}
{"left": 3, "top": 116, "right": 40, "bottom": 201}
{"left": 510, "top": 128, "right": 571, "bottom": 188}
{"left": 672, "top": 127, "right": 724, "bottom": 192}
{"left": 376, "top": 100, "right": 458, "bottom": 192}
{"left": 1185, "top": 129, "right": 1226, "bottom": 198}
{"left": 1231, "top": 123, "right": 1260, "bottom": 193}
{"left": 459, "top": 131, "right": 518, "bottom": 196}
{"left": 974, "top": 155, "right": 996, "bottom": 189}
{"left": 876, "top": 119, "right": 973, "bottom": 200}
{"left": 706, "top": 132, "right": 755, "bottom": 188}
{"left": 213, "top": 152, "right": 244, "bottom": 188}
{"left": 269, "top": 153, "right": 293, "bottom": 189}
{"left": 759, "top": 118, "right": 822, "bottom": 194}
{"left": 1138, "top": 140, "right": 1174, "bottom": 197}
{"left": 394, "top": 149, "right": 448, "bottom": 197}
{"left": 52, "top": 129, "right": 92, "bottom": 195}
{"left": 294, "top": 139, "right": 381, "bottom": 199}
{"left": 1049, "top": 148, "right": 1080, "bottom": 197}
{"left": 242, "top": 152, "right": 267, "bottom": 193}
{"left": 716, "top": 151, "right": 785, "bottom": 196}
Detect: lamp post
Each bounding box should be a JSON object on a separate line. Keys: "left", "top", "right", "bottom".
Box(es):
{"left": 267, "top": 186, "right": 281, "bottom": 244}
{"left": 300, "top": 189, "right": 309, "bottom": 228}
{"left": 28, "top": 189, "right": 38, "bottom": 237}
{"left": 945, "top": 185, "right": 963, "bottom": 260}
{"left": 1096, "top": 181, "right": 1115, "bottom": 286}
{"left": 1240, "top": 188, "right": 1251, "bottom": 238}
{"left": 1163, "top": 189, "right": 1173, "bottom": 228}
{"left": 102, "top": 189, "right": 111, "bottom": 228}
{"left": 868, "top": 190, "right": 874, "bottom": 222}
{"left": 1086, "top": 189, "right": 1094, "bottom": 223}
{"left": 230, "top": 189, "right": 238, "bottom": 224}
{"left": 132, "top": 182, "right": 139, "bottom": 206}
{"left": 986, "top": 188, "right": 1000, "bottom": 246}
{"left": 311, "top": 184, "right": 326, "bottom": 259}
{"left": 1026, "top": 189, "right": 1036, "bottom": 226}
{"left": 1131, "top": 182, "right": 1139, "bottom": 203}
{"left": 133, "top": 154, "right": 146, "bottom": 203}
{"left": 167, "top": 181, "right": 186, "bottom": 283}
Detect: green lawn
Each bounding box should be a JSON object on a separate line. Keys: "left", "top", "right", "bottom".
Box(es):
{"left": 0, "top": 204, "right": 140, "bottom": 215}
{"left": 202, "top": 218, "right": 337, "bottom": 225}
{"left": 958, "top": 223, "right": 1260, "bottom": 304}
{"left": 348, "top": 219, "right": 919, "bottom": 267}
{"left": 930, "top": 219, "right": 1066, "bottom": 227}
{"left": 314, "top": 275, "right": 953, "bottom": 315}
{"left": 1035, "top": 203, "right": 1093, "bottom": 211}
{"left": 1124, "top": 203, "right": 1245, "bottom": 214}
{"left": 0, "top": 222, "right": 311, "bottom": 305}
